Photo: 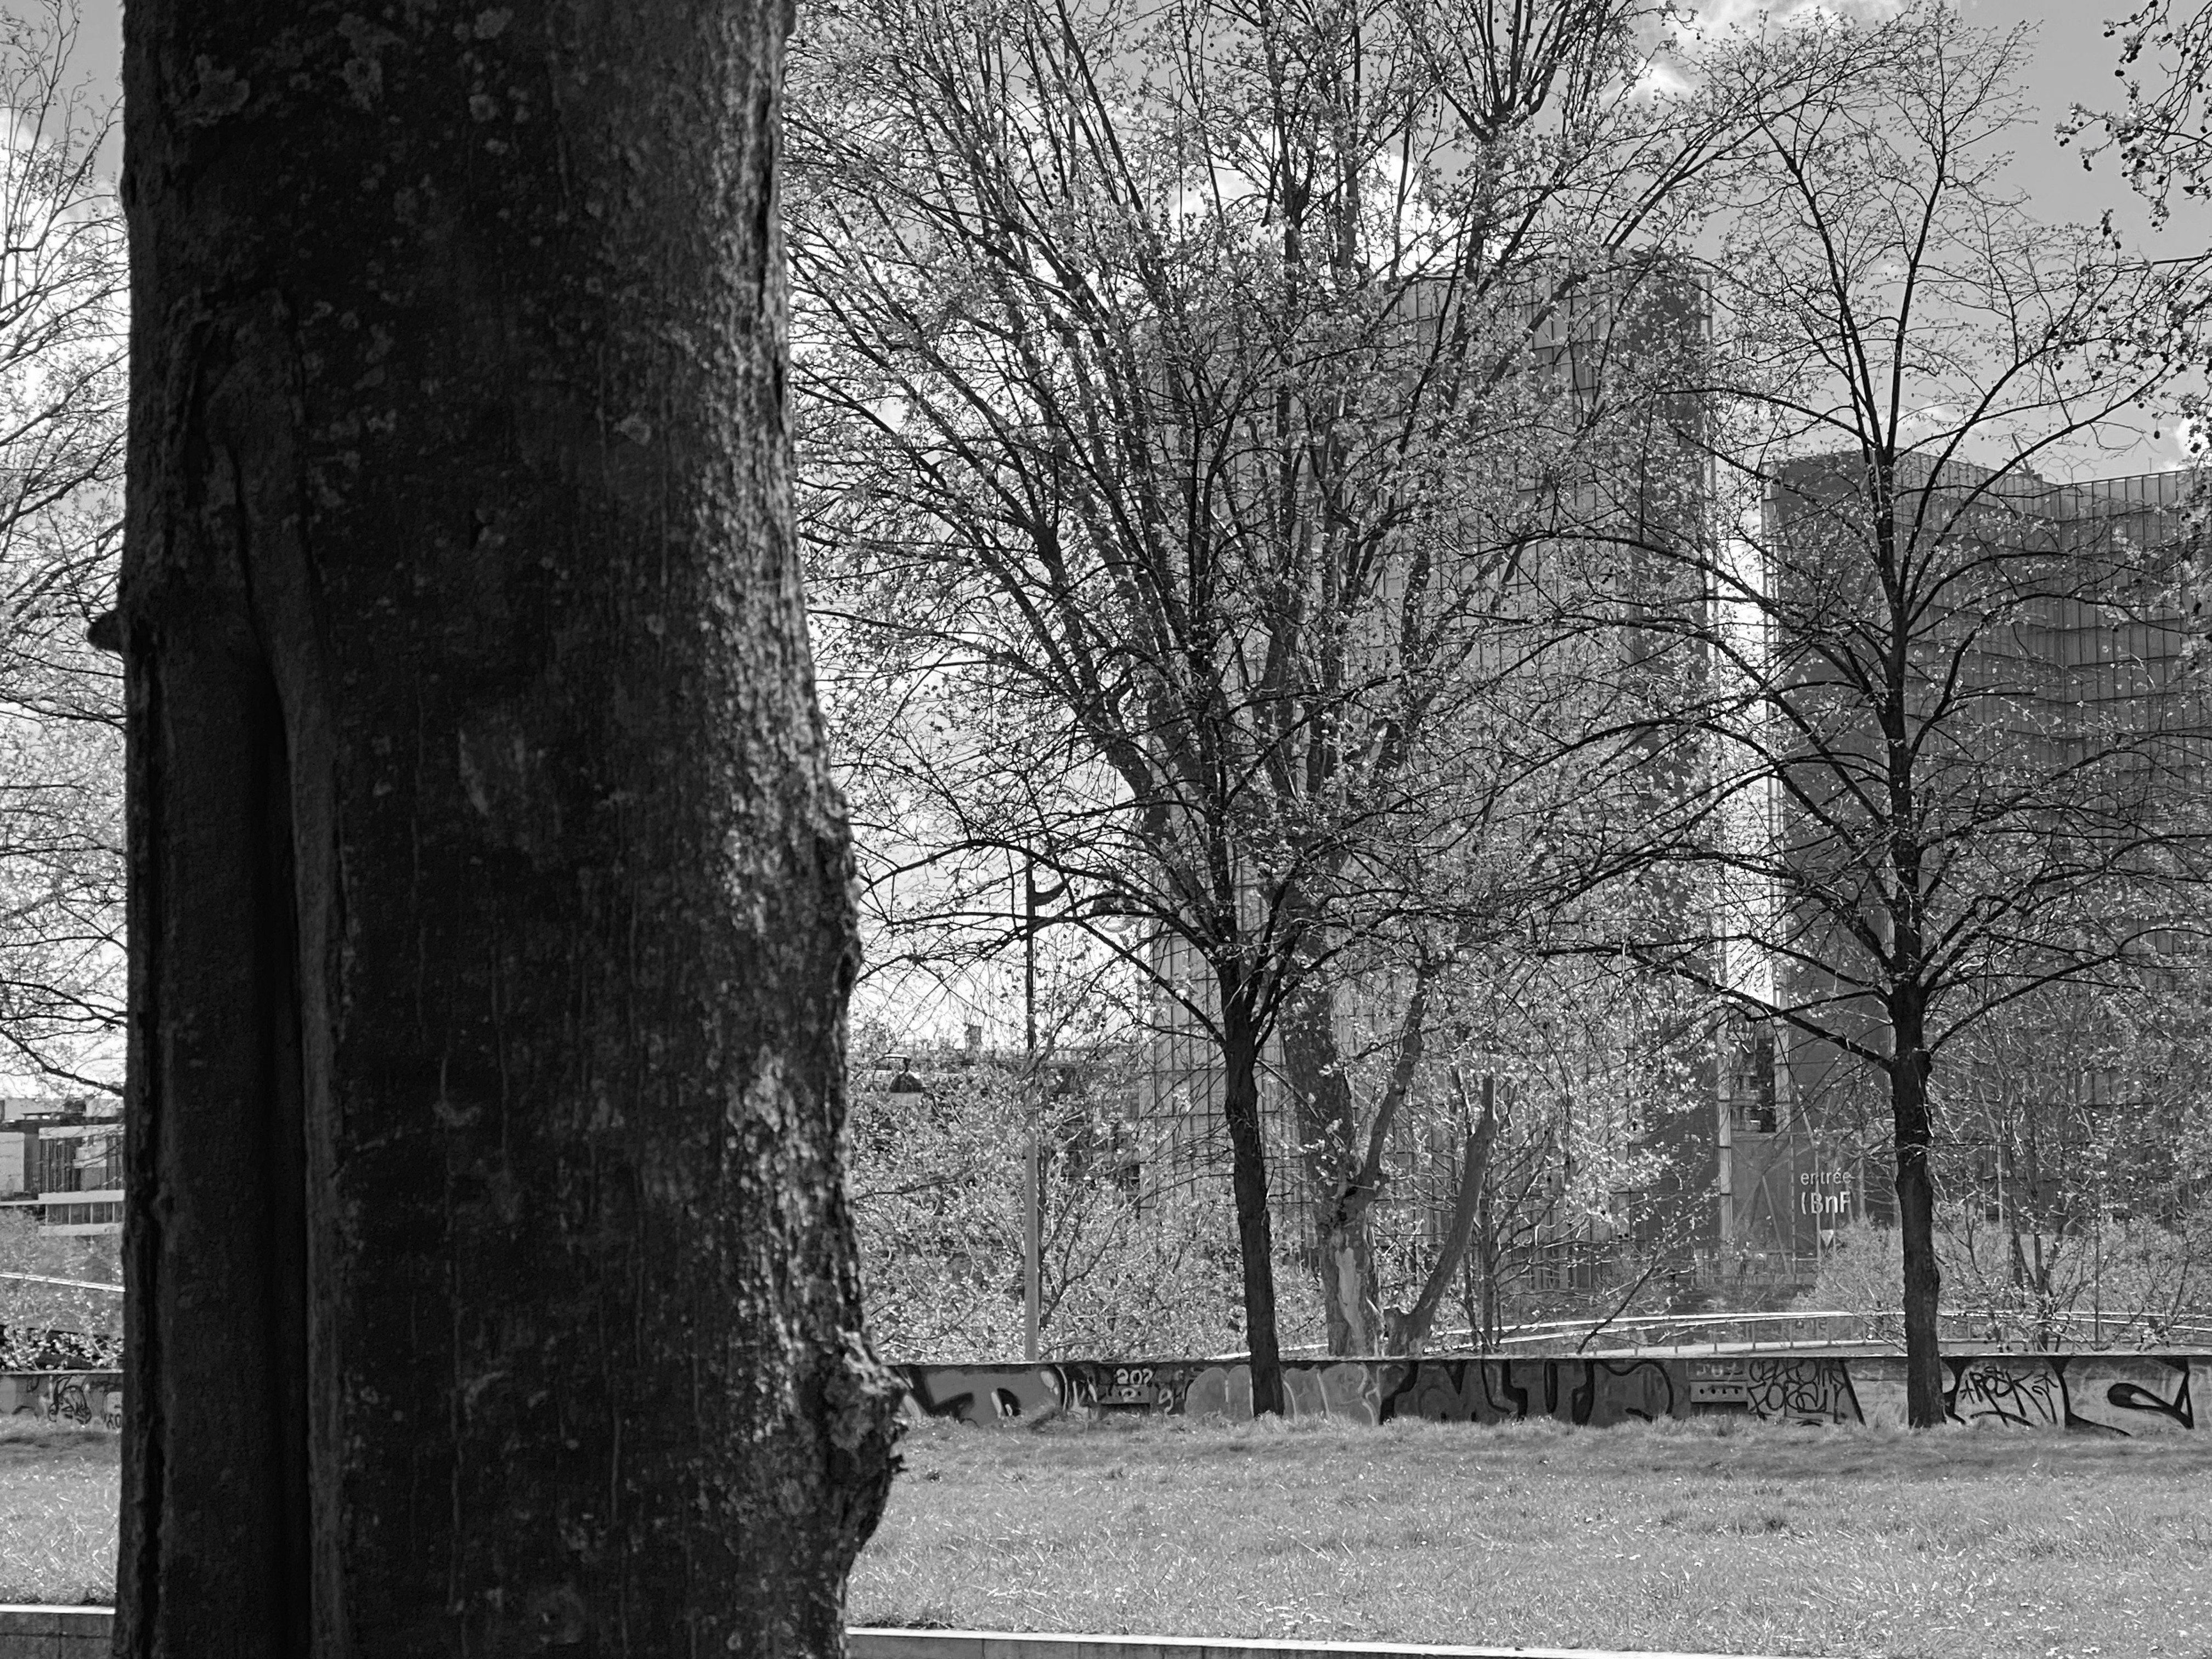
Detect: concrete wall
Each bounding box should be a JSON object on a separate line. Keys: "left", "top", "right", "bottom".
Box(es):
{"left": 849, "top": 1629, "right": 1769, "bottom": 1659}
{"left": 895, "top": 1352, "right": 2203, "bottom": 1435}
{"left": 0, "top": 1373, "right": 120, "bottom": 1427}
{"left": 0, "top": 1615, "right": 1768, "bottom": 1659}
{"left": 0, "top": 1606, "right": 109, "bottom": 1658}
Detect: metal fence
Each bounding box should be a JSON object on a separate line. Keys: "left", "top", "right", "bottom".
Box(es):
{"left": 1410, "top": 1307, "right": 2212, "bottom": 1355}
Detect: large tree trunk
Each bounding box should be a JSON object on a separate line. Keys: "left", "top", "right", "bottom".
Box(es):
{"left": 116, "top": 3, "right": 902, "bottom": 1651}
{"left": 1218, "top": 988, "right": 1284, "bottom": 1416}
{"left": 1889, "top": 1006, "right": 1944, "bottom": 1428}
{"left": 1281, "top": 980, "right": 1381, "bottom": 1355}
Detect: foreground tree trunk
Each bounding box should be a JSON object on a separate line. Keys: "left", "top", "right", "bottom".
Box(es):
{"left": 115, "top": 3, "right": 902, "bottom": 1651}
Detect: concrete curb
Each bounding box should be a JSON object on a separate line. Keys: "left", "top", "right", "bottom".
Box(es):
{"left": 850, "top": 1627, "right": 1821, "bottom": 1659}
{"left": 0, "top": 1604, "right": 112, "bottom": 1657}
{"left": 0, "top": 1609, "right": 1819, "bottom": 1659}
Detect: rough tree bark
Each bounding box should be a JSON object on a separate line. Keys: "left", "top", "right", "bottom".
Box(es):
{"left": 1217, "top": 987, "right": 1284, "bottom": 1418}
{"left": 1281, "top": 984, "right": 1381, "bottom": 1356}
{"left": 1285, "top": 967, "right": 1438, "bottom": 1357}
{"left": 114, "top": 2, "right": 903, "bottom": 1651}
{"left": 1890, "top": 998, "right": 1945, "bottom": 1429}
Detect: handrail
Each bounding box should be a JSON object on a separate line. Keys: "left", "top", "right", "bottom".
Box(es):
{"left": 1195, "top": 1309, "right": 2212, "bottom": 1365}
{"left": 0, "top": 1271, "right": 124, "bottom": 1293}
{"left": 1437, "top": 1307, "right": 2212, "bottom": 1354}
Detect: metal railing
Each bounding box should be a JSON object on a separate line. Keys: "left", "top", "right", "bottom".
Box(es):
{"left": 1424, "top": 1307, "right": 2212, "bottom": 1355}
{"left": 1225, "top": 1305, "right": 2212, "bottom": 1364}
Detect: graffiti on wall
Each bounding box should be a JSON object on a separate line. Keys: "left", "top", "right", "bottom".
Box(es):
{"left": 1943, "top": 1355, "right": 2193, "bottom": 1435}
{"left": 1684, "top": 1356, "right": 1859, "bottom": 1424}
{"left": 1383, "top": 1357, "right": 1678, "bottom": 1427}
{"left": 899, "top": 1365, "right": 1070, "bottom": 1424}
{"left": 893, "top": 1353, "right": 2205, "bottom": 1435}
{"left": 894, "top": 1356, "right": 1683, "bottom": 1427}
{"left": 0, "top": 1371, "right": 121, "bottom": 1427}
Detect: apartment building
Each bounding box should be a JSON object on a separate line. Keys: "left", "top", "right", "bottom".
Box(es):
{"left": 0, "top": 1098, "right": 123, "bottom": 1235}
{"left": 1723, "top": 456, "right": 2211, "bottom": 1275}
{"left": 1131, "top": 260, "right": 1722, "bottom": 1293}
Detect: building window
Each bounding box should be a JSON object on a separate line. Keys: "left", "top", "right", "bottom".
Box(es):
{"left": 35, "top": 1133, "right": 121, "bottom": 1196}
{"left": 37, "top": 1139, "right": 79, "bottom": 1193}
{"left": 44, "top": 1201, "right": 120, "bottom": 1227}
{"left": 84, "top": 1135, "right": 122, "bottom": 1191}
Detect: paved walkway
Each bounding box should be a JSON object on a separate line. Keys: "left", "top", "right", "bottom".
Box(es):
{"left": 0, "top": 1609, "right": 1818, "bottom": 1659}
{"left": 851, "top": 1627, "right": 1824, "bottom": 1659}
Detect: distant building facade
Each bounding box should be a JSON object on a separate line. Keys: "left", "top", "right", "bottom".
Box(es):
{"left": 1132, "top": 259, "right": 1722, "bottom": 1299}
{"left": 1725, "top": 456, "right": 2211, "bottom": 1279}
{"left": 0, "top": 1098, "right": 123, "bottom": 1235}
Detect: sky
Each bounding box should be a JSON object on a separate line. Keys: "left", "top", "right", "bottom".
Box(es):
{"left": 49, "top": 0, "right": 2207, "bottom": 284}
{"left": 1958, "top": 0, "right": 2212, "bottom": 243}
{"left": 49, "top": 0, "right": 2201, "bottom": 249}
{"left": 46, "top": 1, "right": 2205, "bottom": 464}
{"left": 13, "top": 2, "right": 2209, "bottom": 1077}
{"left": 48, "top": 0, "right": 2203, "bottom": 222}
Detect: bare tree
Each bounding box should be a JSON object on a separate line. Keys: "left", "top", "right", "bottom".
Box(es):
{"left": 844, "top": 1032, "right": 1302, "bottom": 1361}
{"left": 1934, "top": 966, "right": 2212, "bottom": 1346}
{"left": 1373, "top": 950, "right": 1707, "bottom": 1355}
{"left": 117, "top": 1, "right": 900, "bottom": 1650}
{"left": 0, "top": 0, "right": 123, "bottom": 1092}
{"left": 2067, "top": 0, "right": 2212, "bottom": 235}
{"left": 1587, "top": 5, "right": 2212, "bottom": 1425}
{"left": 788, "top": 0, "right": 1815, "bottom": 1399}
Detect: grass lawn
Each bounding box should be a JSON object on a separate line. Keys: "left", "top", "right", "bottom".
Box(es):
{"left": 851, "top": 1412, "right": 2212, "bottom": 1659}
{"left": 0, "top": 1418, "right": 116, "bottom": 1605}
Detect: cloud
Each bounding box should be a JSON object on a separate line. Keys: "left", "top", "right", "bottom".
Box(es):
{"left": 1689, "top": 0, "right": 1904, "bottom": 27}
{"left": 1634, "top": 0, "right": 1905, "bottom": 100}
{"left": 1672, "top": 0, "right": 1906, "bottom": 59}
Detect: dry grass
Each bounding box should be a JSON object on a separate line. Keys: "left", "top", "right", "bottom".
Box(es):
{"left": 0, "top": 1406, "right": 2201, "bottom": 1650}
{"left": 0, "top": 1418, "right": 116, "bottom": 1605}
{"left": 850, "top": 1412, "right": 2212, "bottom": 1659}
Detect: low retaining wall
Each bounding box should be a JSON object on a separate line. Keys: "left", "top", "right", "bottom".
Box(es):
{"left": 0, "top": 1616, "right": 1803, "bottom": 1659}
{"left": 850, "top": 1628, "right": 1813, "bottom": 1659}
{"left": 0, "top": 1372, "right": 120, "bottom": 1427}
{"left": 0, "top": 1605, "right": 108, "bottom": 1658}
{"left": 895, "top": 1352, "right": 2204, "bottom": 1435}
